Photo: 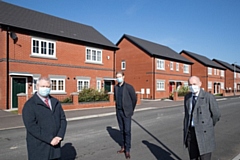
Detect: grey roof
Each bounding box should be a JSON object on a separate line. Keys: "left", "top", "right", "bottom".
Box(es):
{"left": 213, "top": 59, "right": 240, "bottom": 72}
{"left": 116, "top": 34, "right": 192, "bottom": 64}
{"left": 180, "top": 50, "right": 225, "bottom": 70}
{"left": 0, "top": 1, "right": 118, "bottom": 50}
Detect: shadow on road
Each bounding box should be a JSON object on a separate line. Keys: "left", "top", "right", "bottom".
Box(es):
{"left": 142, "top": 140, "right": 175, "bottom": 160}
{"left": 61, "top": 142, "right": 77, "bottom": 160}
{"left": 106, "top": 126, "right": 122, "bottom": 147}
{"left": 132, "top": 119, "right": 181, "bottom": 160}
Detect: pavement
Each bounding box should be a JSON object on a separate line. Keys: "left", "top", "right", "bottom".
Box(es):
{"left": 0, "top": 100, "right": 184, "bottom": 131}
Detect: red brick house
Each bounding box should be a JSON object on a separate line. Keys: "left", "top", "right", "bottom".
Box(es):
{"left": 0, "top": 2, "right": 118, "bottom": 110}
{"left": 180, "top": 50, "right": 226, "bottom": 94}
{"left": 213, "top": 59, "right": 240, "bottom": 95}
{"left": 116, "top": 34, "right": 193, "bottom": 99}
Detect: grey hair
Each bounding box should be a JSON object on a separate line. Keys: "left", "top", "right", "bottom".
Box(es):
{"left": 36, "top": 77, "right": 51, "bottom": 84}
{"left": 188, "top": 76, "right": 201, "bottom": 83}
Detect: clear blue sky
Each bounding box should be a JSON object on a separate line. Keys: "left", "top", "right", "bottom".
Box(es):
{"left": 3, "top": 0, "right": 240, "bottom": 65}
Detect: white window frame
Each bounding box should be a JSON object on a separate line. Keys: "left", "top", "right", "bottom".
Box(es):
{"left": 96, "top": 80, "right": 101, "bottom": 91}
{"left": 208, "top": 67, "right": 212, "bottom": 75}
{"left": 170, "top": 62, "right": 174, "bottom": 70}
{"left": 208, "top": 81, "right": 212, "bottom": 89}
{"left": 86, "top": 47, "right": 102, "bottom": 63}
{"left": 214, "top": 69, "right": 217, "bottom": 75}
{"left": 50, "top": 78, "right": 65, "bottom": 93}
{"left": 176, "top": 63, "right": 179, "bottom": 71}
{"left": 31, "top": 37, "right": 56, "bottom": 58}
{"left": 183, "top": 64, "right": 189, "bottom": 73}
{"left": 221, "top": 82, "right": 224, "bottom": 89}
{"left": 221, "top": 70, "right": 224, "bottom": 77}
{"left": 77, "top": 79, "right": 90, "bottom": 92}
{"left": 234, "top": 72, "right": 236, "bottom": 78}
{"left": 183, "top": 81, "right": 188, "bottom": 87}
{"left": 121, "top": 61, "right": 126, "bottom": 70}
{"left": 157, "top": 59, "right": 165, "bottom": 70}
{"left": 156, "top": 80, "right": 165, "bottom": 91}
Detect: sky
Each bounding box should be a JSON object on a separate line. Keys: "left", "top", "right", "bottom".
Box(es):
{"left": 3, "top": 0, "right": 240, "bottom": 65}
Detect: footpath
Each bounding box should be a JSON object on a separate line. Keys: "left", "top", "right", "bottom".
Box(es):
{"left": 0, "top": 100, "right": 184, "bottom": 131}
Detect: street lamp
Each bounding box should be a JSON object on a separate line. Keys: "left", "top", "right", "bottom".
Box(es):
{"left": 233, "top": 62, "right": 237, "bottom": 96}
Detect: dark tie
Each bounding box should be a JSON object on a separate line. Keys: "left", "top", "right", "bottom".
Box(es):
{"left": 44, "top": 98, "right": 50, "bottom": 108}
{"left": 190, "top": 96, "right": 197, "bottom": 127}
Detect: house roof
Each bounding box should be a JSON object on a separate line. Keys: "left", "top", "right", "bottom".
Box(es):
{"left": 116, "top": 34, "right": 192, "bottom": 64}
{"left": 180, "top": 50, "right": 226, "bottom": 70}
{"left": 0, "top": 1, "right": 118, "bottom": 50}
{"left": 213, "top": 59, "right": 240, "bottom": 72}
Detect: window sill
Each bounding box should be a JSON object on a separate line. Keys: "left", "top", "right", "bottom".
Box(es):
{"left": 50, "top": 92, "right": 67, "bottom": 95}
{"left": 85, "top": 61, "right": 103, "bottom": 65}
{"left": 30, "top": 54, "right": 57, "bottom": 60}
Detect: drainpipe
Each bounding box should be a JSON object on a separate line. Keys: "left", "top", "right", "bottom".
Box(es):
{"left": 6, "top": 29, "right": 9, "bottom": 109}
{"left": 153, "top": 57, "right": 155, "bottom": 99}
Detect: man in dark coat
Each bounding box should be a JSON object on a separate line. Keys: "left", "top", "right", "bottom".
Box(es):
{"left": 114, "top": 71, "right": 137, "bottom": 159}
{"left": 183, "top": 76, "right": 221, "bottom": 160}
{"left": 22, "top": 77, "right": 67, "bottom": 160}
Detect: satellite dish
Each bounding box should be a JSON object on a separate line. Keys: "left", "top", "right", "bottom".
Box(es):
{"left": 10, "top": 32, "right": 18, "bottom": 43}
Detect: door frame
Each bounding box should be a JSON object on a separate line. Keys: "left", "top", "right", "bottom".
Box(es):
{"left": 11, "top": 76, "right": 28, "bottom": 109}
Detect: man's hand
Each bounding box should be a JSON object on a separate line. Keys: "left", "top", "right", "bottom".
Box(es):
{"left": 50, "top": 137, "right": 62, "bottom": 146}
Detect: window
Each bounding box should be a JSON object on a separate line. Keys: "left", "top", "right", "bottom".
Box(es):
{"left": 183, "top": 82, "right": 188, "bottom": 87}
{"left": 170, "top": 62, "right": 173, "bottom": 70}
{"left": 96, "top": 80, "right": 101, "bottom": 91}
{"left": 214, "top": 69, "right": 216, "bottom": 75}
{"left": 208, "top": 81, "right": 212, "bottom": 89}
{"left": 77, "top": 80, "right": 90, "bottom": 91}
{"left": 86, "top": 47, "right": 102, "bottom": 63}
{"left": 234, "top": 72, "right": 236, "bottom": 78}
{"left": 176, "top": 63, "right": 179, "bottom": 71}
{"left": 238, "top": 73, "right": 240, "bottom": 78}
{"left": 221, "top": 70, "right": 224, "bottom": 77}
{"left": 51, "top": 78, "right": 65, "bottom": 93}
{"left": 221, "top": 82, "right": 224, "bottom": 89}
{"left": 157, "top": 59, "right": 165, "bottom": 70}
{"left": 121, "top": 61, "right": 126, "bottom": 70}
{"left": 31, "top": 38, "right": 56, "bottom": 58}
{"left": 156, "top": 80, "right": 165, "bottom": 91}
{"left": 183, "top": 64, "right": 189, "bottom": 73}
{"left": 216, "top": 69, "right": 219, "bottom": 75}
{"left": 208, "top": 67, "right": 212, "bottom": 75}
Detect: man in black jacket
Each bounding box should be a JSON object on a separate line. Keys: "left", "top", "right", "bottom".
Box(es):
{"left": 114, "top": 71, "right": 137, "bottom": 159}
{"left": 22, "top": 77, "right": 67, "bottom": 160}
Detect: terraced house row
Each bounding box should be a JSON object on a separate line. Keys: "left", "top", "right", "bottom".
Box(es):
{"left": 1, "top": 1, "right": 240, "bottom": 110}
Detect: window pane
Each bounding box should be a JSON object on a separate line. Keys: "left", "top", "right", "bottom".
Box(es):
{"left": 48, "top": 43, "right": 54, "bottom": 55}
{"left": 58, "top": 80, "right": 64, "bottom": 90}
{"left": 97, "top": 51, "right": 101, "bottom": 61}
{"left": 51, "top": 80, "right": 57, "bottom": 90}
{"left": 87, "top": 49, "right": 91, "bottom": 60}
{"left": 92, "top": 50, "right": 96, "bottom": 61}
{"left": 41, "top": 41, "right": 47, "bottom": 54}
{"left": 33, "top": 40, "right": 39, "bottom": 53}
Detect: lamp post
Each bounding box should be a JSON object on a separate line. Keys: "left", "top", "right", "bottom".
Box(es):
{"left": 234, "top": 62, "right": 237, "bottom": 96}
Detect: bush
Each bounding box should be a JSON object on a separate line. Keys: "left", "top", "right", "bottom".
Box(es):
{"left": 60, "top": 97, "right": 73, "bottom": 103}
{"left": 177, "top": 86, "right": 189, "bottom": 97}
{"left": 78, "top": 88, "right": 109, "bottom": 102}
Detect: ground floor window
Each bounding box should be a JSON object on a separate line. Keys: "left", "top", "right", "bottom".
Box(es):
{"left": 77, "top": 80, "right": 90, "bottom": 91}
{"left": 51, "top": 79, "right": 65, "bottom": 93}
{"left": 157, "top": 80, "right": 165, "bottom": 91}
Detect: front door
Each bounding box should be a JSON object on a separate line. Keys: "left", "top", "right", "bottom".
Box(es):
{"left": 104, "top": 81, "right": 111, "bottom": 93}
{"left": 12, "top": 78, "right": 26, "bottom": 109}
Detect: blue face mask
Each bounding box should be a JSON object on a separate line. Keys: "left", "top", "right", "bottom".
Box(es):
{"left": 117, "top": 77, "right": 123, "bottom": 83}
{"left": 38, "top": 87, "right": 51, "bottom": 97}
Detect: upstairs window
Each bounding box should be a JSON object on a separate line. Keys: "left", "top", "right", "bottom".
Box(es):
{"left": 170, "top": 62, "right": 174, "bottom": 70}
{"left": 176, "top": 63, "right": 179, "bottom": 71}
{"left": 157, "top": 59, "right": 165, "bottom": 70}
{"left": 31, "top": 38, "right": 56, "bottom": 58}
{"left": 221, "top": 70, "right": 224, "bottom": 77}
{"left": 86, "top": 48, "right": 102, "bottom": 63}
{"left": 208, "top": 67, "right": 212, "bottom": 75}
{"left": 183, "top": 64, "right": 189, "bottom": 73}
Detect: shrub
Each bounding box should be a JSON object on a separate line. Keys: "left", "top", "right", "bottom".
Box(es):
{"left": 78, "top": 88, "right": 109, "bottom": 102}
{"left": 60, "top": 97, "right": 73, "bottom": 103}
{"left": 177, "top": 86, "right": 189, "bottom": 97}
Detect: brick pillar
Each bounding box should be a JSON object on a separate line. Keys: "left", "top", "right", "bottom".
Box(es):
{"left": 108, "top": 92, "right": 114, "bottom": 105}
{"left": 18, "top": 93, "right": 27, "bottom": 115}
{"left": 71, "top": 92, "right": 79, "bottom": 105}
{"left": 136, "top": 91, "right": 141, "bottom": 105}
{"left": 173, "top": 91, "right": 178, "bottom": 101}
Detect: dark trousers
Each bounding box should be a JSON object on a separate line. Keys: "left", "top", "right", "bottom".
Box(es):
{"left": 116, "top": 109, "right": 132, "bottom": 152}
{"left": 187, "top": 127, "right": 212, "bottom": 160}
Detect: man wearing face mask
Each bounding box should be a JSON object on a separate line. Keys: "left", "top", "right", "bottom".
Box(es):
{"left": 114, "top": 71, "right": 137, "bottom": 159}
{"left": 183, "top": 76, "right": 221, "bottom": 160}
{"left": 22, "top": 77, "right": 67, "bottom": 160}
